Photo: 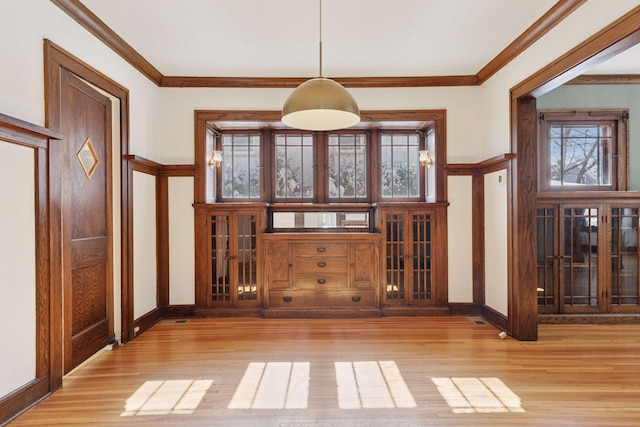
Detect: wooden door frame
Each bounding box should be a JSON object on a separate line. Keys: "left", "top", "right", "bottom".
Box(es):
{"left": 44, "top": 40, "right": 131, "bottom": 390}
{"left": 509, "top": 6, "right": 640, "bottom": 340}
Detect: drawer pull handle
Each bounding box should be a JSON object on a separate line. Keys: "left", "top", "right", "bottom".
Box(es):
{"left": 317, "top": 278, "right": 326, "bottom": 284}
{"left": 317, "top": 247, "right": 326, "bottom": 252}
{"left": 283, "top": 296, "right": 292, "bottom": 303}
{"left": 352, "top": 296, "right": 361, "bottom": 302}
{"left": 317, "top": 261, "right": 326, "bottom": 268}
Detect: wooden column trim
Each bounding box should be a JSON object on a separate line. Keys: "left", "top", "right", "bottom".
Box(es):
{"left": 446, "top": 154, "right": 514, "bottom": 314}
{"left": 510, "top": 97, "right": 539, "bottom": 341}
{"left": 0, "top": 116, "right": 60, "bottom": 425}
{"left": 157, "top": 175, "right": 169, "bottom": 309}
{"left": 471, "top": 173, "right": 485, "bottom": 306}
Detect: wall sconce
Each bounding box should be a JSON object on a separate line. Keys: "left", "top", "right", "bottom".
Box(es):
{"left": 209, "top": 150, "right": 223, "bottom": 169}
{"left": 419, "top": 150, "right": 433, "bottom": 168}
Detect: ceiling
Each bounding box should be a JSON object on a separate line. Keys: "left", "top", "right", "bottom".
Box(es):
{"left": 79, "top": 0, "right": 573, "bottom": 79}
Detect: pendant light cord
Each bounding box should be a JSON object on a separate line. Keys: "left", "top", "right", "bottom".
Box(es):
{"left": 318, "top": 0, "right": 323, "bottom": 78}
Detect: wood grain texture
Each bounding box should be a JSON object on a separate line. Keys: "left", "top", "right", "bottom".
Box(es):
{"left": 567, "top": 73, "right": 640, "bottom": 85}
{"left": 10, "top": 317, "right": 640, "bottom": 427}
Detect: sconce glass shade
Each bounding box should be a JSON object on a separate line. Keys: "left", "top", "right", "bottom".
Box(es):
{"left": 282, "top": 77, "right": 360, "bottom": 131}
{"left": 209, "top": 150, "right": 223, "bottom": 168}
{"left": 419, "top": 150, "right": 433, "bottom": 168}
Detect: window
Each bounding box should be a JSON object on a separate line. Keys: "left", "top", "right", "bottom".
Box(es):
{"left": 380, "top": 132, "right": 421, "bottom": 198}
{"left": 208, "top": 122, "right": 436, "bottom": 205}
{"left": 274, "top": 133, "right": 314, "bottom": 200}
{"left": 538, "top": 110, "right": 628, "bottom": 192}
{"left": 327, "top": 133, "right": 368, "bottom": 200}
{"left": 220, "top": 133, "right": 261, "bottom": 199}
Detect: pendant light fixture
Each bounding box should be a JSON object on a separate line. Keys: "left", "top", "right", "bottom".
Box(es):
{"left": 282, "top": 0, "right": 360, "bottom": 131}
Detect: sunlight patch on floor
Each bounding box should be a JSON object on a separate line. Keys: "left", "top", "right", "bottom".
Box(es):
{"left": 228, "top": 362, "right": 310, "bottom": 409}
{"left": 432, "top": 377, "right": 525, "bottom": 414}
{"left": 336, "top": 361, "right": 417, "bottom": 409}
{"left": 121, "top": 379, "right": 213, "bottom": 416}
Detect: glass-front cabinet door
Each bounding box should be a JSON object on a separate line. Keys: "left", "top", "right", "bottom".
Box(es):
{"left": 537, "top": 203, "right": 640, "bottom": 315}
{"left": 381, "top": 209, "right": 434, "bottom": 307}
{"left": 209, "top": 209, "right": 261, "bottom": 308}
{"left": 537, "top": 204, "right": 605, "bottom": 314}
{"left": 610, "top": 207, "right": 640, "bottom": 312}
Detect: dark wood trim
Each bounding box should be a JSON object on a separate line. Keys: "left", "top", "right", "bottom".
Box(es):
{"left": 124, "top": 154, "right": 163, "bottom": 175}
{"left": 482, "top": 305, "right": 509, "bottom": 332}
{"left": 0, "top": 112, "right": 63, "bottom": 141}
{"left": 49, "top": 0, "right": 163, "bottom": 86}
{"left": 446, "top": 154, "right": 514, "bottom": 176}
{"left": 448, "top": 303, "right": 482, "bottom": 316}
{"left": 566, "top": 73, "right": 640, "bottom": 85}
{"left": 0, "top": 119, "right": 57, "bottom": 426}
{"left": 157, "top": 175, "right": 169, "bottom": 309}
{"left": 131, "top": 307, "right": 162, "bottom": 338}
{"left": 538, "top": 314, "right": 640, "bottom": 324}
{"left": 513, "top": 5, "right": 640, "bottom": 98}
{"left": 509, "top": 97, "right": 539, "bottom": 341}
{"left": 162, "top": 75, "right": 480, "bottom": 88}
{"left": 445, "top": 163, "right": 479, "bottom": 175}
{"left": 161, "top": 164, "right": 196, "bottom": 177}
{"left": 0, "top": 378, "right": 50, "bottom": 426}
{"left": 472, "top": 174, "right": 485, "bottom": 306}
{"left": 538, "top": 191, "right": 640, "bottom": 202}
{"left": 162, "top": 305, "right": 196, "bottom": 318}
{"left": 477, "top": 153, "right": 516, "bottom": 173}
{"left": 123, "top": 160, "right": 134, "bottom": 342}
{"left": 51, "top": 1, "right": 579, "bottom": 89}
{"left": 477, "top": 0, "right": 586, "bottom": 84}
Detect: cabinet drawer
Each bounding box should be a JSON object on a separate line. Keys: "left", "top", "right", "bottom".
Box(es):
{"left": 269, "top": 290, "right": 375, "bottom": 308}
{"left": 295, "top": 256, "right": 348, "bottom": 273}
{"left": 295, "top": 273, "right": 348, "bottom": 290}
{"left": 295, "top": 243, "right": 348, "bottom": 258}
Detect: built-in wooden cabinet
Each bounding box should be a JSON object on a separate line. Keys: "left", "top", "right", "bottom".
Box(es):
{"left": 262, "top": 235, "right": 379, "bottom": 316}
{"left": 537, "top": 201, "right": 640, "bottom": 316}
{"left": 195, "top": 204, "right": 267, "bottom": 314}
{"left": 377, "top": 204, "right": 448, "bottom": 313}
{"left": 194, "top": 203, "right": 448, "bottom": 317}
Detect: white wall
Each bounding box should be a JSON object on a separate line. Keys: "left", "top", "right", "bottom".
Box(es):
{"left": 0, "top": 0, "right": 161, "bottom": 388}
{"left": 133, "top": 171, "right": 158, "bottom": 319}
{"left": 484, "top": 170, "right": 509, "bottom": 316}
{"left": 447, "top": 176, "right": 473, "bottom": 303}
{"left": 169, "top": 177, "right": 195, "bottom": 305}
{"left": 0, "top": 142, "right": 36, "bottom": 398}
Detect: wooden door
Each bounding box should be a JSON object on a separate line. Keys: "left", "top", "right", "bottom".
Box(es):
{"left": 61, "top": 69, "right": 114, "bottom": 373}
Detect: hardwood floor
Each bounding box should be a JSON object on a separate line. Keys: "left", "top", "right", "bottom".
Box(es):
{"left": 8, "top": 317, "right": 640, "bottom": 426}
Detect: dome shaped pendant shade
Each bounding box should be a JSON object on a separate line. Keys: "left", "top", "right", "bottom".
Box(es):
{"left": 282, "top": 77, "right": 360, "bottom": 131}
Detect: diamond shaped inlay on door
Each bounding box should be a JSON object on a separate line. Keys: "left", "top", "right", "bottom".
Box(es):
{"left": 77, "top": 137, "right": 99, "bottom": 179}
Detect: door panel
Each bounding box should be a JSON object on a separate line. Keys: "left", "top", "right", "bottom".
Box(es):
{"left": 61, "top": 69, "right": 114, "bottom": 373}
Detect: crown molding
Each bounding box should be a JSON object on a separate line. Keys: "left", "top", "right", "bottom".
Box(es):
{"left": 51, "top": 0, "right": 163, "bottom": 85}
{"left": 566, "top": 74, "right": 640, "bottom": 84}
{"left": 477, "top": 0, "right": 586, "bottom": 84}
{"left": 52, "top": 0, "right": 584, "bottom": 88}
